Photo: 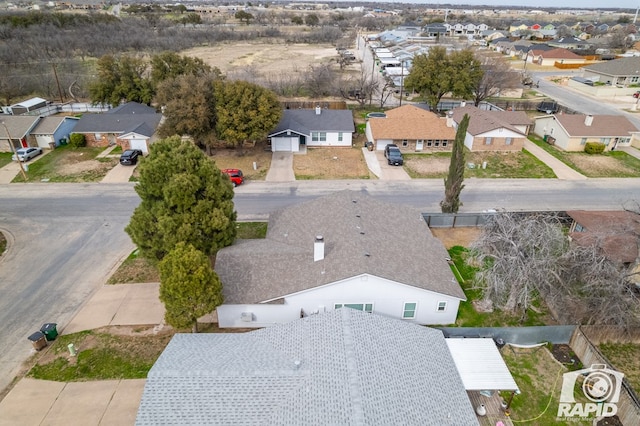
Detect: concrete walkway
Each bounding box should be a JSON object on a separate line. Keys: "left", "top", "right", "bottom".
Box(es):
{"left": 619, "top": 145, "right": 640, "bottom": 161}
{"left": 523, "top": 140, "right": 587, "bottom": 180}
{"left": 0, "top": 283, "right": 165, "bottom": 426}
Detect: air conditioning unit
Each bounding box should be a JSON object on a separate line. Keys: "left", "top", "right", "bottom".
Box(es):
{"left": 240, "top": 312, "right": 253, "bottom": 322}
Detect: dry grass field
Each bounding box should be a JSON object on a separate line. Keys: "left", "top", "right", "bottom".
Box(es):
{"left": 293, "top": 146, "right": 372, "bottom": 180}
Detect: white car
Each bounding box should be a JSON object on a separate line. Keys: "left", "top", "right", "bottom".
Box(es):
{"left": 12, "top": 147, "right": 43, "bottom": 162}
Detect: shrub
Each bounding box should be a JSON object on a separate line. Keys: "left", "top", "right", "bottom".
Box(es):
{"left": 69, "top": 133, "right": 86, "bottom": 148}
{"left": 584, "top": 141, "right": 605, "bottom": 154}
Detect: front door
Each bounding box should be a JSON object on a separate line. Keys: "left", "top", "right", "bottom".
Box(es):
{"left": 416, "top": 139, "right": 424, "bottom": 151}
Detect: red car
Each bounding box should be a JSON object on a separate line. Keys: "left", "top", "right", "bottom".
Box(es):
{"left": 634, "top": 91, "right": 640, "bottom": 99}
{"left": 222, "top": 169, "right": 244, "bottom": 187}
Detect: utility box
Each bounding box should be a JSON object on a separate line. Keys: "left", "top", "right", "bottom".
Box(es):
{"left": 28, "top": 331, "right": 47, "bottom": 351}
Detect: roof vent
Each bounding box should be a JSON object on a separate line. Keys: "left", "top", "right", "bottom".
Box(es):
{"left": 364, "top": 252, "right": 370, "bottom": 257}
{"left": 294, "top": 360, "right": 301, "bottom": 369}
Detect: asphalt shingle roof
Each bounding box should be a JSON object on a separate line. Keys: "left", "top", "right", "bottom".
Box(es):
{"left": 553, "top": 114, "right": 637, "bottom": 137}
{"left": 269, "top": 109, "right": 355, "bottom": 137}
{"left": 216, "top": 190, "right": 465, "bottom": 304}
{"left": 369, "top": 105, "right": 456, "bottom": 140}
{"left": 31, "top": 116, "right": 71, "bottom": 134}
{"left": 452, "top": 105, "right": 531, "bottom": 136}
{"left": 72, "top": 102, "right": 161, "bottom": 136}
{"left": 582, "top": 57, "right": 640, "bottom": 77}
{"left": 0, "top": 116, "right": 40, "bottom": 139}
{"left": 136, "top": 308, "right": 479, "bottom": 425}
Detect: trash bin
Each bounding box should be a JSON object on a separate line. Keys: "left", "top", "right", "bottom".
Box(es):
{"left": 40, "top": 323, "right": 58, "bottom": 341}
{"left": 366, "top": 141, "right": 374, "bottom": 151}
{"left": 59, "top": 138, "right": 67, "bottom": 146}
{"left": 48, "top": 141, "right": 56, "bottom": 150}
{"left": 28, "top": 331, "right": 47, "bottom": 351}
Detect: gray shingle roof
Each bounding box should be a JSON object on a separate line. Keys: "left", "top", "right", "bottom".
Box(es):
{"left": 0, "top": 115, "right": 41, "bottom": 140}
{"left": 582, "top": 57, "right": 640, "bottom": 77}
{"left": 31, "top": 116, "right": 72, "bottom": 135}
{"left": 72, "top": 102, "right": 161, "bottom": 136}
{"left": 216, "top": 190, "right": 465, "bottom": 304}
{"left": 452, "top": 106, "right": 531, "bottom": 136}
{"left": 136, "top": 308, "right": 479, "bottom": 426}
{"left": 553, "top": 114, "right": 637, "bottom": 137}
{"left": 269, "top": 109, "right": 355, "bottom": 137}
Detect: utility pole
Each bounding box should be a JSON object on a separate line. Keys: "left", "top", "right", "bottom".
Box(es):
{"left": 52, "top": 63, "right": 65, "bottom": 103}
{"left": 399, "top": 61, "right": 405, "bottom": 107}
{"left": 2, "top": 122, "right": 28, "bottom": 181}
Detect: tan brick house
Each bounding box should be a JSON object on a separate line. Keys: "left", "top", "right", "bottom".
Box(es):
{"left": 451, "top": 105, "right": 532, "bottom": 152}
{"left": 71, "top": 102, "right": 162, "bottom": 153}
{"left": 365, "top": 105, "right": 455, "bottom": 152}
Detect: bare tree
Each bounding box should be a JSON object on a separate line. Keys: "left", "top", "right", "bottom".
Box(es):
{"left": 305, "top": 64, "right": 338, "bottom": 97}
{"left": 471, "top": 52, "right": 522, "bottom": 106}
{"left": 471, "top": 212, "right": 640, "bottom": 328}
{"left": 338, "top": 63, "right": 379, "bottom": 107}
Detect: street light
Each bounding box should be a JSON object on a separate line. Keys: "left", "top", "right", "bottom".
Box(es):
{"left": 2, "top": 122, "right": 28, "bottom": 181}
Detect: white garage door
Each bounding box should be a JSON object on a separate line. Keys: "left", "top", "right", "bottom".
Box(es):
{"left": 35, "top": 135, "right": 53, "bottom": 148}
{"left": 376, "top": 139, "right": 393, "bottom": 151}
{"left": 130, "top": 139, "right": 148, "bottom": 154}
{"left": 273, "top": 137, "right": 293, "bottom": 152}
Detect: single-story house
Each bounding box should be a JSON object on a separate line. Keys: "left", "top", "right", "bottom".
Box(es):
{"left": 581, "top": 57, "right": 640, "bottom": 86}
{"left": 268, "top": 107, "right": 354, "bottom": 152}
{"left": 214, "top": 190, "right": 466, "bottom": 328}
{"left": 567, "top": 210, "right": 640, "bottom": 266}
{"left": 546, "top": 36, "right": 591, "bottom": 50}
{"left": 365, "top": 104, "right": 456, "bottom": 151}
{"left": 71, "top": 102, "right": 162, "bottom": 153}
{"left": 533, "top": 114, "right": 637, "bottom": 151}
{"left": 29, "top": 116, "right": 79, "bottom": 149}
{"left": 0, "top": 115, "right": 41, "bottom": 152}
{"left": 526, "top": 47, "right": 585, "bottom": 67}
{"left": 136, "top": 308, "right": 480, "bottom": 425}
{"left": 451, "top": 105, "right": 532, "bottom": 151}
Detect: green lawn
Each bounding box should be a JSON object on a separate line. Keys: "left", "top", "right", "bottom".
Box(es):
{"left": 449, "top": 246, "right": 549, "bottom": 327}
{"left": 599, "top": 342, "right": 640, "bottom": 395}
{"left": 0, "top": 151, "right": 13, "bottom": 168}
{"left": 236, "top": 221, "right": 268, "bottom": 239}
{"left": 529, "top": 136, "right": 640, "bottom": 178}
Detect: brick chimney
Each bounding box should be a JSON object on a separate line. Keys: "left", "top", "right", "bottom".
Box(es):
{"left": 314, "top": 235, "right": 324, "bottom": 261}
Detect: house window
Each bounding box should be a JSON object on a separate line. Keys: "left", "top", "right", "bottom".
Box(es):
{"left": 575, "top": 224, "right": 585, "bottom": 232}
{"left": 427, "top": 140, "right": 433, "bottom": 147}
{"left": 312, "top": 132, "right": 326, "bottom": 142}
{"left": 338, "top": 132, "right": 343, "bottom": 142}
{"left": 580, "top": 138, "right": 587, "bottom": 145}
{"left": 434, "top": 140, "right": 440, "bottom": 147}
{"left": 485, "top": 137, "right": 492, "bottom": 145}
{"left": 437, "top": 301, "right": 447, "bottom": 312}
{"left": 94, "top": 133, "right": 102, "bottom": 140}
{"left": 335, "top": 303, "right": 373, "bottom": 313}
{"left": 402, "top": 139, "right": 408, "bottom": 147}
{"left": 632, "top": 76, "right": 639, "bottom": 83}
{"left": 403, "top": 302, "right": 417, "bottom": 319}
{"left": 601, "top": 138, "right": 611, "bottom": 146}
{"left": 442, "top": 140, "right": 448, "bottom": 147}
{"left": 505, "top": 137, "right": 513, "bottom": 145}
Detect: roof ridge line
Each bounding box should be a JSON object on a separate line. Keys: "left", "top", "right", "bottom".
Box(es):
{"left": 341, "top": 309, "right": 366, "bottom": 425}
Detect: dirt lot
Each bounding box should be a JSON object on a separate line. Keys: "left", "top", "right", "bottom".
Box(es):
{"left": 430, "top": 227, "right": 482, "bottom": 249}
{"left": 294, "top": 146, "right": 372, "bottom": 179}
{"left": 182, "top": 42, "right": 339, "bottom": 76}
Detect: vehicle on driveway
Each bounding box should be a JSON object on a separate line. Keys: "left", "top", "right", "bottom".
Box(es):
{"left": 12, "top": 147, "right": 42, "bottom": 162}
{"left": 634, "top": 91, "right": 640, "bottom": 99}
{"left": 384, "top": 144, "right": 404, "bottom": 166}
{"left": 119, "top": 149, "right": 143, "bottom": 166}
{"left": 222, "top": 168, "right": 244, "bottom": 187}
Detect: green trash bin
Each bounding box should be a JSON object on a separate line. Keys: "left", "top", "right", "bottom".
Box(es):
{"left": 40, "top": 323, "right": 58, "bottom": 341}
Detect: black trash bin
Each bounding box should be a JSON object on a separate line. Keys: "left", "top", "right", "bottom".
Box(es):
{"left": 40, "top": 323, "right": 58, "bottom": 341}
{"left": 28, "top": 331, "right": 47, "bottom": 351}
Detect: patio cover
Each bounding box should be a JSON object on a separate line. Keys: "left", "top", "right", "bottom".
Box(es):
{"left": 446, "top": 338, "right": 520, "bottom": 391}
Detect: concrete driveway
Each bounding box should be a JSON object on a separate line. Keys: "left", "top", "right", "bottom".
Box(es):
{"left": 375, "top": 150, "right": 411, "bottom": 180}
{"left": 100, "top": 163, "right": 137, "bottom": 183}
{"left": 265, "top": 151, "right": 295, "bottom": 182}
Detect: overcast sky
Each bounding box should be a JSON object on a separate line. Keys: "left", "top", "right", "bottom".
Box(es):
{"left": 382, "top": 1, "right": 637, "bottom": 11}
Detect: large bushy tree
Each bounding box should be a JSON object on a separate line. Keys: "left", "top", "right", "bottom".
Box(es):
{"left": 214, "top": 80, "right": 282, "bottom": 149}
{"left": 89, "top": 55, "right": 154, "bottom": 107}
{"left": 125, "top": 136, "right": 237, "bottom": 262}
{"left": 441, "top": 114, "right": 469, "bottom": 213}
{"left": 404, "top": 47, "right": 482, "bottom": 112}
{"left": 159, "top": 242, "right": 223, "bottom": 332}
{"left": 150, "top": 52, "right": 216, "bottom": 86}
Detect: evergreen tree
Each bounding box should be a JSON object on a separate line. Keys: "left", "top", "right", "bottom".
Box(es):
{"left": 441, "top": 114, "right": 469, "bottom": 213}
{"left": 159, "top": 242, "right": 223, "bottom": 332}
{"left": 125, "top": 136, "right": 236, "bottom": 262}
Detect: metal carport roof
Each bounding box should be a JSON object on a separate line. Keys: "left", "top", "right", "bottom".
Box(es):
{"left": 446, "top": 338, "right": 520, "bottom": 391}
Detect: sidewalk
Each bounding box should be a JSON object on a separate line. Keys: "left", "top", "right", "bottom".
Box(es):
{"left": 0, "top": 283, "right": 164, "bottom": 426}
{"left": 523, "top": 140, "right": 587, "bottom": 180}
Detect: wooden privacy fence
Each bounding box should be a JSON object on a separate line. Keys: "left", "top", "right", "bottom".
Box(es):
{"left": 569, "top": 326, "right": 640, "bottom": 425}
{"left": 281, "top": 100, "right": 347, "bottom": 110}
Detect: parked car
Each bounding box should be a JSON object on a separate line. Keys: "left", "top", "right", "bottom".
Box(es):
{"left": 12, "top": 147, "right": 42, "bottom": 162}
{"left": 119, "top": 149, "right": 143, "bottom": 166}
{"left": 222, "top": 168, "right": 244, "bottom": 187}
{"left": 384, "top": 144, "right": 403, "bottom": 166}
{"left": 633, "top": 91, "right": 640, "bottom": 99}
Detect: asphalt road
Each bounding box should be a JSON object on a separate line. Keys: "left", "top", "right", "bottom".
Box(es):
{"left": 1, "top": 179, "right": 640, "bottom": 394}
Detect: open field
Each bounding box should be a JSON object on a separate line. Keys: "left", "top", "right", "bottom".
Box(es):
{"left": 294, "top": 146, "right": 372, "bottom": 179}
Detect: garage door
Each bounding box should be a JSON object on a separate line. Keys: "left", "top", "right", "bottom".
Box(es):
{"left": 130, "top": 139, "right": 148, "bottom": 154}
{"left": 35, "top": 135, "right": 53, "bottom": 148}
{"left": 273, "top": 137, "right": 293, "bottom": 152}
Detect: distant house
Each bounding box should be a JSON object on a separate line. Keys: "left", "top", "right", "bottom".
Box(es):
{"left": 0, "top": 116, "right": 41, "bottom": 152}
{"left": 29, "top": 116, "right": 79, "bottom": 149}
{"left": 214, "top": 190, "right": 466, "bottom": 328}
{"left": 8, "top": 97, "right": 47, "bottom": 115}
{"left": 71, "top": 102, "right": 161, "bottom": 153}
{"left": 546, "top": 36, "right": 591, "bottom": 50}
{"left": 424, "top": 23, "right": 447, "bottom": 37}
{"left": 451, "top": 105, "right": 532, "bottom": 151}
{"left": 136, "top": 308, "right": 480, "bottom": 425}
{"left": 268, "top": 107, "right": 354, "bottom": 152}
{"left": 581, "top": 57, "right": 640, "bottom": 86}
{"left": 567, "top": 210, "right": 640, "bottom": 265}
{"left": 365, "top": 104, "right": 455, "bottom": 151}
{"left": 533, "top": 114, "right": 637, "bottom": 151}
{"left": 527, "top": 47, "right": 585, "bottom": 66}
